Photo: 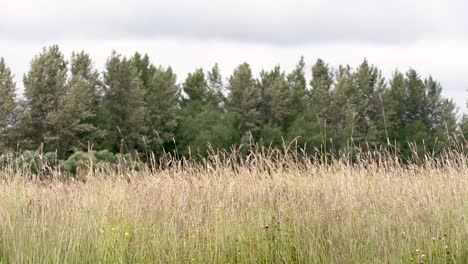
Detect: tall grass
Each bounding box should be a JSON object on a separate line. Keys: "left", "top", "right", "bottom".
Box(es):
{"left": 0, "top": 145, "right": 467, "bottom": 263}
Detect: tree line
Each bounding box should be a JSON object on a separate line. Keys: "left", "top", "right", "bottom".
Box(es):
{"left": 0, "top": 45, "right": 466, "bottom": 161}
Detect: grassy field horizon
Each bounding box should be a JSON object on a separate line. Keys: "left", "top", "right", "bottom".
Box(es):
{"left": 0, "top": 149, "right": 467, "bottom": 263}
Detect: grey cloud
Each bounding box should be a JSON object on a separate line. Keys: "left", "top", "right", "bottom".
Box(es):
{"left": 0, "top": 0, "right": 465, "bottom": 45}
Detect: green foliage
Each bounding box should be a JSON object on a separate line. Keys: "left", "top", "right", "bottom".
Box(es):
{"left": 207, "top": 63, "right": 226, "bottom": 108}
{"left": 0, "top": 58, "right": 17, "bottom": 151}
{"left": 310, "top": 58, "right": 333, "bottom": 121}
{"left": 23, "top": 45, "right": 68, "bottom": 151}
{"left": 258, "top": 66, "right": 289, "bottom": 127}
{"left": 177, "top": 67, "right": 239, "bottom": 156}
{"left": 101, "top": 52, "right": 146, "bottom": 153}
{"left": 144, "top": 65, "right": 179, "bottom": 153}
{"left": 177, "top": 103, "right": 239, "bottom": 156}
{"left": 16, "top": 151, "right": 57, "bottom": 174}
{"left": 61, "top": 151, "right": 90, "bottom": 175}
{"left": 287, "top": 115, "right": 323, "bottom": 153}
{"left": 227, "top": 63, "right": 261, "bottom": 141}
{"left": 286, "top": 57, "right": 307, "bottom": 127}
{"left": 131, "top": 52, "right": 156, "bottom": 91}
{"left": 0, "top": 46, "right": 463, "bottom": 162}
{"left": 94, "top": 149, "right": 117, "bottom": 163}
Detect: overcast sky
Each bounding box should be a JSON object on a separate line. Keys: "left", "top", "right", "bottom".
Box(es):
{"left": 1, "top": 0, "right": 467, "bottom": 114}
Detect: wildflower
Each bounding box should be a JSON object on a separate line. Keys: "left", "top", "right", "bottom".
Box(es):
{"left": 421, "top": 254, "right": 426, "bottom": 259}
{"left": 191, "top": 234, "right": 196, "bottom": 239}
{"left": 110, "top": 226, "right": 116, "bottom": 232}
{"left": 195, "top": 229, "right": 200, "bottom": 234}
{"left": 124, "top": 232, "right": 130, "bottom": 237}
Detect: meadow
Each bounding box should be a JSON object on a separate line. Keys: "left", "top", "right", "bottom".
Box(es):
{"left": 0, "top": 147, "right": 467, "bottom": 263}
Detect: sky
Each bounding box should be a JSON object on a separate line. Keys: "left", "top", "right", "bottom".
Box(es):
{"left": 0, "top": 0, "right": 467, "bottom": 114}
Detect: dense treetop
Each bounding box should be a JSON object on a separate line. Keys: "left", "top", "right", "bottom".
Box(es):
{"left": 0, "top": 46, "right": 466, "bottom": 160}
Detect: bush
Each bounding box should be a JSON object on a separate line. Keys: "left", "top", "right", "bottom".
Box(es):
{"left": 61, "top": 151, "right": 90, "bottom": 175}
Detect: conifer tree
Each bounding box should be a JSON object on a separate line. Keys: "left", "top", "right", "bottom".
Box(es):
{"left": 227, "top": 63, "right": 261, "bottom": 142}
{"left": 310, "top": 58, "right": 333, "bottom": 121}
{"left": 182, "top": 68, "right": 210, "bottom": 104}
{"left": 101, "top": 52, "right": 146, "bottom": 153}
{"left": 286, "top": 56, "right": 307, "bottom": 126}
{"left": 353, "top": 60, "right": 386, "bottom": 146}
{"left": 207, "top": 63, "right": 225, "bottom": 109}
{"left": 329, "top": 65, "right": 357, "bottom": 150}
{"left": 131, "top": 52, "right": 156, "bottom": 91}
{"left": 145, "top": 66, "right": 179, "bottom": 153}
{"left": 0, "top": 58, "right": 17, "bottom": 150}
{"left": 48, "top": 52, "right": 102, "bottom": 156}
{"left": 23, "top": 45, "right": 68, "bottom": 151}
{"left": 258, "top": 66, "right": 289, "bottom": 146}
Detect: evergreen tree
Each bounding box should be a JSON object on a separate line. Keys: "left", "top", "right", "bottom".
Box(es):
{"left": 226, "top": 63, "right": 261, "bottom": 142}
{"left": 329, "top": 65, "right": 355, "bottom": 150}
{"left": 352, "top": 60, "right": 386, "bottom": 146}
{"left": 101, "top": 52, "right": 146, "bottom": 153}
{"left": 182, "top": 68, "right": 211, "bottom": 104}
{"left": 131, "top": 52, "right": 156, "bottom": 91}
{"left": 207, "top": 63, "right": 225, "bottom": 109}
{"left": 177, "top": 67, "right": 237, "bottom": 155}
{"left": 23, "top": 45, "right": 68, "bottom": 151}
{"left": 176, "top": 104, "right": 238, "bottom": 156}
{"left": 258, "top": 66, "right": 289, "bottom": 146}
{"left": 286, "top": 56, "right": 307, "bottom": 126}
{"left": 423, "top": 77, "right": 457, "bottom": 151}
{"left": 285, "top": 57, "right": 325, "bottom": 151}
{"left": 0, "top": 58, "right": 17, "bottom": 151}
{"left": 386, "top": 71, "right": 407, "bottom": 139}
{"left": 48, "top": 52, "right": 102, "bottom": 156}
{"left": 310, "top": 58, "right": 333, "bottom": 121}
{"left": 424, "top": 77, "right": 457, "bottom": 135}
{"left": 145, "top": 66, "right": 179, "bottom": 153}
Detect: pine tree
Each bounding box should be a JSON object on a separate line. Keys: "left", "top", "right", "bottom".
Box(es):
{"left": 177, "top": 67, "right": 237, "bottom": 155}
{"left": 207, "top": 63, "right": 225, "bottom": 109}
{"left": 131, "top": 52, "right": 156, "bottom": 91}
{"left": 424, "top": 77, "right": 457, "bottom": 134}
{"left": 405, "top": 69, "right": 427, "bottom": 121}
{"left": 101, "top": 52, "right": 146, "bottom": 153}
{"left": 182, "top": 68, "right": 210, "bottom": 104}
{"left": 0, "top": 58, "right": 17, "bottom": 151}
{"left": 423, "top": 77, "right": 457, "bottom": 151}
{"left": 227, "top": 63, "right": 261, "bottom": 142}
{"left": 310, "top": 58, "right": 333, "bottom": 121}
{"left": 330, "top": 65, "right": 356, "bottom": 150}
{"left": 176, "top": 104, "right": 238, "bottom": 156}
{"left": 386, "top": 71, "right": 406, "bottom": 138}
{"left": 23, "top": 45, "right": 68, "bottom": 151}
{"left": 286, "top": 56, "right": 307, "bottom": 126}
{"left": 285, "top": 57, "right": 325, "bottom": 151}
{"left": 353, "top": 60, "right": 386, "bottom": 146}
{"left": 145, "top": 66, "right": 179, "bottom": 153}
{"left": 48, "top": 51, "right": 102, "bottom": 156}
{"left": 258, "top": 66, "right": 289, "bottom": 146}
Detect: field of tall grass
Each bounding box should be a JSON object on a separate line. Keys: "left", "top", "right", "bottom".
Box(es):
{"left": 0, "top": 146, "right": 467, "bottom": 263}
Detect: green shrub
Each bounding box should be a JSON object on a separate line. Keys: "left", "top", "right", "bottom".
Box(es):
{"left": 61, "top": 151, "right": 90, "bottom": 175}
